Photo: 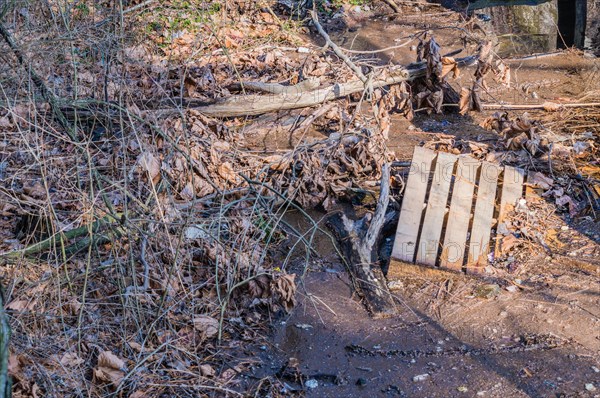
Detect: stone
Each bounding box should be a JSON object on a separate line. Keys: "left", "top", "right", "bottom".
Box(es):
{"left": 413, "top": 374, "right": 430, "bottom": 382}
{"left": 475, "top": 284, "right": 501, "bottom": 299}
{"left": 585, "top": 383, "right": 596, "bottom": 392}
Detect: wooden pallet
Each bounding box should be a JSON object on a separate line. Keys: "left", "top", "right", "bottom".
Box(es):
{"left": 390, "top": 147, "right": 525, "bottom": 275}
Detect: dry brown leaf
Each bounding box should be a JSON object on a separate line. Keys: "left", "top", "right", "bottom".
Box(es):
{"left": 501, "top": 234, "right": 520, "bottom": 253}
{"left": 138, "top": 152, "right": 161, "bottom": 182}
{"left": 8, "top": 353, "right": 21, "bottom": 376}
{"left": 200, "top": 364, "right": 215, "bottom": 377}
{"left": 63, "top": 299, "right": 82, "bottom": 315}
{"left": 193, "top": 315, "right": 219, "bottom": 338}
{"left": 0, "top": 116, "right": 12, "bottom": 128}
{"left": 59, "top": 352, "right": 85, "bottom": 367}
{"left": 94, "top": 351, "right": 126, "bottom": 386}
{"left": 262, "top": 154, "right": 290, "bottom": 171}
{"left": 441, "top": 57, "right": 460, "bottom": 79}
{"left": 495, "top": 61, "right": 511, "bottom": 87}
{"left": 7, "top": 299, "right": 35, "bottom": 311}
{"left": 459, "top": 87, "right": 472, "bottom": 115}
{"left": 217, "top": 162, "right": 237, "bottom": 183}
{"left": 23, "top": 181, "right": 46, "bottom": 199}
{"left": 545, "top": 229, "right": 565, "bottom": 248}
{"left": 542, "top": 102, "right": 561, "bottom": 112}
{"left": 128, "top": 341, "right": 144, "bottom": 352}
{"left": 527, "top": 172, "right": 553, "bottom": 190}
{"left": 271, "top": 273, "right": 297, "bottom": 312}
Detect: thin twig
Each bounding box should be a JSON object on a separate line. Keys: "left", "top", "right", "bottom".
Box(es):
{"left": 310, "top": 10, "right": 367, "bottom": 83}
{"left": 125, "top": 237, "right": 150, "bottom": 295}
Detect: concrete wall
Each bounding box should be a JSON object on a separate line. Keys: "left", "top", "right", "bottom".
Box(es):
{"left": 586, "top": 0, "right": 600, "bottom": 54}
{"left": 482, "top": 1, "right": 558, "bottom": 55}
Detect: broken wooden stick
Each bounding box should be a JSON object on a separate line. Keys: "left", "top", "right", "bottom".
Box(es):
{"left": 327, "top": 163, "right": 397, "bottom": 318}
{"left": 483, "top": 101, "right": 600, "bottom": 111}
{"left": 381, "top": 0, "right": 401, "bottom": 13}
{"left": 229, "top": 77, "right": 321, "bottom": 95}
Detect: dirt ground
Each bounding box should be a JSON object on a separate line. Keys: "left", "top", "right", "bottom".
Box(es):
{"left": 246, "top": 6, "right": 600, "bottom": 398}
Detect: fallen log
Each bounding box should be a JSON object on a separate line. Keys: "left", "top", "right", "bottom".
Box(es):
{"left": 326, "top": 164, "right": 397, "bottom": 318}
{"left": 180, "top": 56, "right": 476, "bottom": 118}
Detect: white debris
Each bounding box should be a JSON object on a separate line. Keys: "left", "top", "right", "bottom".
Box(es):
{"left": 413, "top": 373, "right": 430, "bottom": 382}
{"left": 305, "top": 379, "right": 318, "bottom": 389}
{"left": 585, "top": 383, "right": 596, "bottom": 392}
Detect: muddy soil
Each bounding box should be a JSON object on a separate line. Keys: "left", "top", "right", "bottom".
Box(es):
{"left": 246, "top": 7, "right": 599, "bottom": 398}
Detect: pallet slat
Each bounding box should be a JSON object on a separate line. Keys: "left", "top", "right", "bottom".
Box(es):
{"left": 468, "top": 162, "right": 500, "bottom": 268}
{"left": 391, "top": 147, "right": 436, "bottom": 263}
{"left": 495, "top": 166, "right": 525, "bottom": 256}
{"left": 416, "top": 152, "right": 457, "bottom": 266}
{"left": 440, "top": 156, "right": 478, "bottom": 270}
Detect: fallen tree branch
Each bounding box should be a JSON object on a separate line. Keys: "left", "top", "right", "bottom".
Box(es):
{"left": 173, "top": 56, "right": 476, "bottom": 118}
{"left": 327, "top": 164, "right": 397, "bottom": 319}
{"left": 381, "top": 0, "right": 401, "bottom": 13}
{"left": 363, "top": 163, "right": 391, "bottom": 253}
{"left": 482, "top": 102, "right": 600, "bottom": 111}
{"left": 229, "top": 77, "right": 321, "bottom": 95}
{"left": 0, "top": 215, "right": 122, "bottom": 261}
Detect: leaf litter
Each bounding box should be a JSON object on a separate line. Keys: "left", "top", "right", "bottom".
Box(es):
{"left": 0, "top": 1, "right": 598, "bottom": 397}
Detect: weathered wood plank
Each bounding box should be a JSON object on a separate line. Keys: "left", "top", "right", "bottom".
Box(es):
{"left": 391, "top": 147, "right": 436, "bottom": 263}
{"left": 440, "top": 156, "right": 478, "bottom": 270}
{"left": 468, "top": 162, "right": 500, "bottom": 269}
{"left": 494, "top": 166, "right": 525, "bottom": 256}
{"left": 416, "top": 152, "right": 457, "bottom": 266}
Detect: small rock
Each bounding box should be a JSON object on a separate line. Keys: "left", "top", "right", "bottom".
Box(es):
{"left": 305, "top": 379, "right": 318, "bottom": 389}
{"left": 592, "top": 366, "right": 600, "bottom": 373}
{"left": 413, "top": 374, "right": 430, "bottom": 382}
{"left": 505, "top": 285, "right": 518, "bottom": 293}
{"left": 356, "top": 377, "right": 367, "bottom": 386}
{"left": 476, "top": 391, "right": 486, "bottom": 396}
{"left": 297, "top": 47, "right": 310, "bottom": 54}
{"left": 561, "top": 225, "right": 569, "bottom": 231}
{"left": 457, "top": 386, "right": 468, "bottom": 392}
{"left": 585, "top": 383, "right": 596, "bottom": 391}
{"left": 476, "top": 284, "right": 501, "bottom": 299}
